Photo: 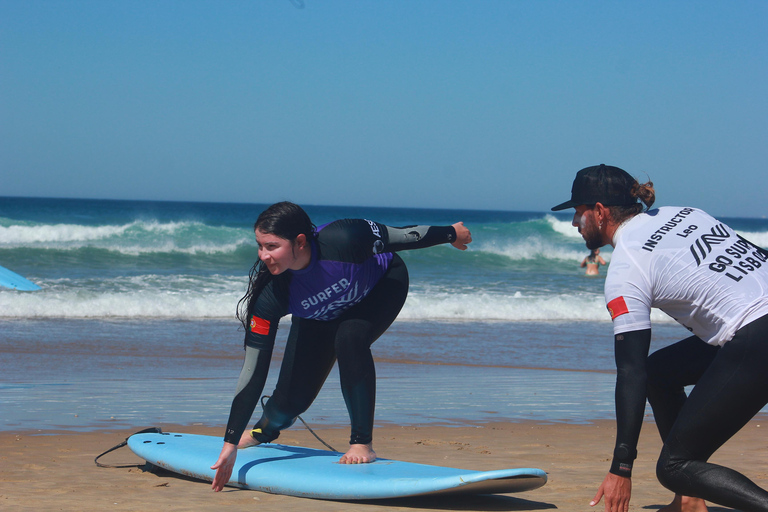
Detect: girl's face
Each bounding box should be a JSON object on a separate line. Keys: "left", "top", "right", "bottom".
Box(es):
{"left": 255, "top": 228, "right": 307, "bottom": 275}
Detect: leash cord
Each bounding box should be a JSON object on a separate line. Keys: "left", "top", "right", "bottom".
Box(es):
{"left": 94, "top": 426, "right": 163, "bottom": 468}
{"left": 260, "top": 395, "right": 337, "bottom": 452}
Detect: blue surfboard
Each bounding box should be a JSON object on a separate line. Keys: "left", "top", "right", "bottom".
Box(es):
{"left": 0, "top": 265, "right": 41, "bottom": 291}
{"left": 128, "top": 432, "right": 547, "bottom": 500}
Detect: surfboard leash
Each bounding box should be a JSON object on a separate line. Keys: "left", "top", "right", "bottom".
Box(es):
{"left": 94, "top": 396, "right": 338, "bottom": 469}
{"left": 259, "top": 395, "right": 338, "bottom": 452}
{"left": 94, "top": 426, "right": 163, "bottom": 468}
{"left": 295, "top": 415, "right": 337, "bottom": 452}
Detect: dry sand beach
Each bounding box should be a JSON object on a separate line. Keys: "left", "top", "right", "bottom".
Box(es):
{"left": 3, "top": 418, "right": 766, "bottom": 511}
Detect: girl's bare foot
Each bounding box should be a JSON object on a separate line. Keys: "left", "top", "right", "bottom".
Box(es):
{"left": 339, "top": 443, "right": 376, "bottom": 464}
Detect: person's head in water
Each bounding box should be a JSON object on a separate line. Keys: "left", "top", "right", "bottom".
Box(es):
{"left": 551, "top": 164, "right": 655, "bottom": 250}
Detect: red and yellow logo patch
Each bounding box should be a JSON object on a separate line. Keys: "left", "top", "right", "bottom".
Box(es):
{"left": 250, "top": 316, "right": 271, "bottom": 335}
{"left": 607, "top": 296, "right": 629, "bottom": 320}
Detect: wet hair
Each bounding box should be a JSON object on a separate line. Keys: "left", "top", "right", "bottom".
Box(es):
{"left": 236, "top": 202, "right": 316, "bottom": 330}
{"left": 253, "top": 201, "right": 316, "bottom": 242}
{"left": 607, "top": 180, "right": 655, "bottom": 225}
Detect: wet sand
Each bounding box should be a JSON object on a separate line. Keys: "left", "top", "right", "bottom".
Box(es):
{"left": 3, "top": 419, "right": 765, "bottom": 511}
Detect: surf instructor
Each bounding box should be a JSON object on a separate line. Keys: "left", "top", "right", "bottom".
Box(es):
{"left": 552, "top": 165, "right": 768, "bottom": 512}
{"left": 211, "top": 201, "right": 472, "bottom": 492}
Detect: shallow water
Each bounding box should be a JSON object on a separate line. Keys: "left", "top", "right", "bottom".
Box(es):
{"left": 1, "top": 318, "right": 710, "bottom": 433}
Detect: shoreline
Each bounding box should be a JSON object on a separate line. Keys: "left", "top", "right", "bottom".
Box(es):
{"left": 4, "top": 420, "right": 765, "bottom": 511}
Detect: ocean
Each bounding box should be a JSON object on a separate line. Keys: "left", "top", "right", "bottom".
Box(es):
{"left": 2, "top": 197, "right": 768, "bottom": 432}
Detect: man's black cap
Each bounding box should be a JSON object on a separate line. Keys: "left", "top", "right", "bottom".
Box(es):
{"left": 551, "top": 164, "right": 638, "bottom": 211}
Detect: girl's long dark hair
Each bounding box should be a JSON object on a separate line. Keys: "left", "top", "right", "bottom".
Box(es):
{"left": 236, "top": 202, "right": 316, "bottom": 330}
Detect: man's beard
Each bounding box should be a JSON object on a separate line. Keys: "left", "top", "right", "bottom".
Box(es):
{"left": 580, "top": 214, "right": 603, "bottom": 251}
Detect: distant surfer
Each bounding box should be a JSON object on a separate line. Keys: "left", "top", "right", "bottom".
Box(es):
{"left": 580, "top": 248, "right": 606, "bottom": 276}
{"left": 211, "top": 201, "right": 472, "bottom": 492}
{"left": 552, "top": 164, "right": 768, "bottom": 512}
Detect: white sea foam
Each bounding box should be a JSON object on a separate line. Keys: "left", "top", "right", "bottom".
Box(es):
{"left": 546, "top": 214, "right": 583, "bottom": 239}
{"left": 738, "top": 230, "right": 768, "bottom": 249}
{"left": 0, "top": 275, "right": 245, "bottom": 319}
{"left": 104, "top": 240, "right": 246, "bottom": 256}
{"left": 399, "top": 290, "right": 670, "bottom": 323}
{"left": 0, "top": 222, "right": 134, "bottom": 244}
{"left": 474, "top": 237, "right": 601, "bottom": 262}
{"left": 0, "top": 220, "right": 251, "bottom": 254}
{"left": 0, "top": 281, "right": 669, "bottom": 323}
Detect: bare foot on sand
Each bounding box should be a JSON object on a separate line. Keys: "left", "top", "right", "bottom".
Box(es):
{"left": 658, "top": 494, "right": 708, "bottom": 512}
{"left": 339, "top": 443, "right": 376, "bottom": 464}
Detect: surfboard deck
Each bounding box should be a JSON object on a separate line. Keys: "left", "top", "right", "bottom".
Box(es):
{"left": 0, "top": 265, "right": 41, "bottom": 291}
{"left": 128, "top": 432, "right": 547, "bottom": 500}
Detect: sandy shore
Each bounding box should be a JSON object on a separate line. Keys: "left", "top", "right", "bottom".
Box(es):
{"left": 3, "top": 420, "right": 764, "bottom": 511}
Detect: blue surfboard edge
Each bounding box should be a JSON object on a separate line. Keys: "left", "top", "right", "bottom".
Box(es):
{"left": 127, "top": 432, "right": 548, "bottom": 500}
{"left": 0, "top": 264, "right": 41, "bottom": 291}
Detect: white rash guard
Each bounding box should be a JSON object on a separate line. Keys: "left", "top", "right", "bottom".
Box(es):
{"left": 605, "top": 206, "right": 768, "bottom": 346}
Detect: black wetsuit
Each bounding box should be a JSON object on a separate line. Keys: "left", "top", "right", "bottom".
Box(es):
{"left": 223, "top": 219, "right": 457, "bottom": 446}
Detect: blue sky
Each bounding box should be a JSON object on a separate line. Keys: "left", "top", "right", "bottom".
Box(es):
{"left": 1, "top": 0, "right": 766, "bottom": 217}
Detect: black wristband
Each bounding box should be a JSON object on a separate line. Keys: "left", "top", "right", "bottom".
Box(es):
{"left": 609, "top": 443, "right": 637, "bottom": 477}
{"left": 609, "top": 459, "right": 633, "bottom": 477}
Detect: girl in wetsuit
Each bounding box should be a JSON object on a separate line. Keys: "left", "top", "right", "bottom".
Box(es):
{"left": 552, "top": 165, "right": 768, "bottom": 512}
{"left": 211, "top": 202, "right": 472, "bottom": 491}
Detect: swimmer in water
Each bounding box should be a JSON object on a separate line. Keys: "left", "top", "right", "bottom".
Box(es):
{"left": 581, "top": 248, "right": 606, "bottom": 275}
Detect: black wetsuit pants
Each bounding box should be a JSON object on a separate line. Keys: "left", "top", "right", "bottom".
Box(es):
{"left": 646, "top": 313, "right": 768, "bottom": 511}
{"left": 252, "top": 254, "right": 409, "bottom": 446}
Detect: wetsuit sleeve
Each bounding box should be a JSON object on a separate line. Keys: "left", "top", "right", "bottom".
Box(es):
{"left": 317, "top": 219, "right": 457, "bottom": 262}
{"left": 223, "top": 345, "right": 272, "bottom": 444}
{"left": 611, "top": 328, "right": 652, "bottom": 477}
{"left": 224, "top": 278, "right": 288, "bottom": 444}
{"left": 380, "top": 223, "right": 457, "bottom": 253}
